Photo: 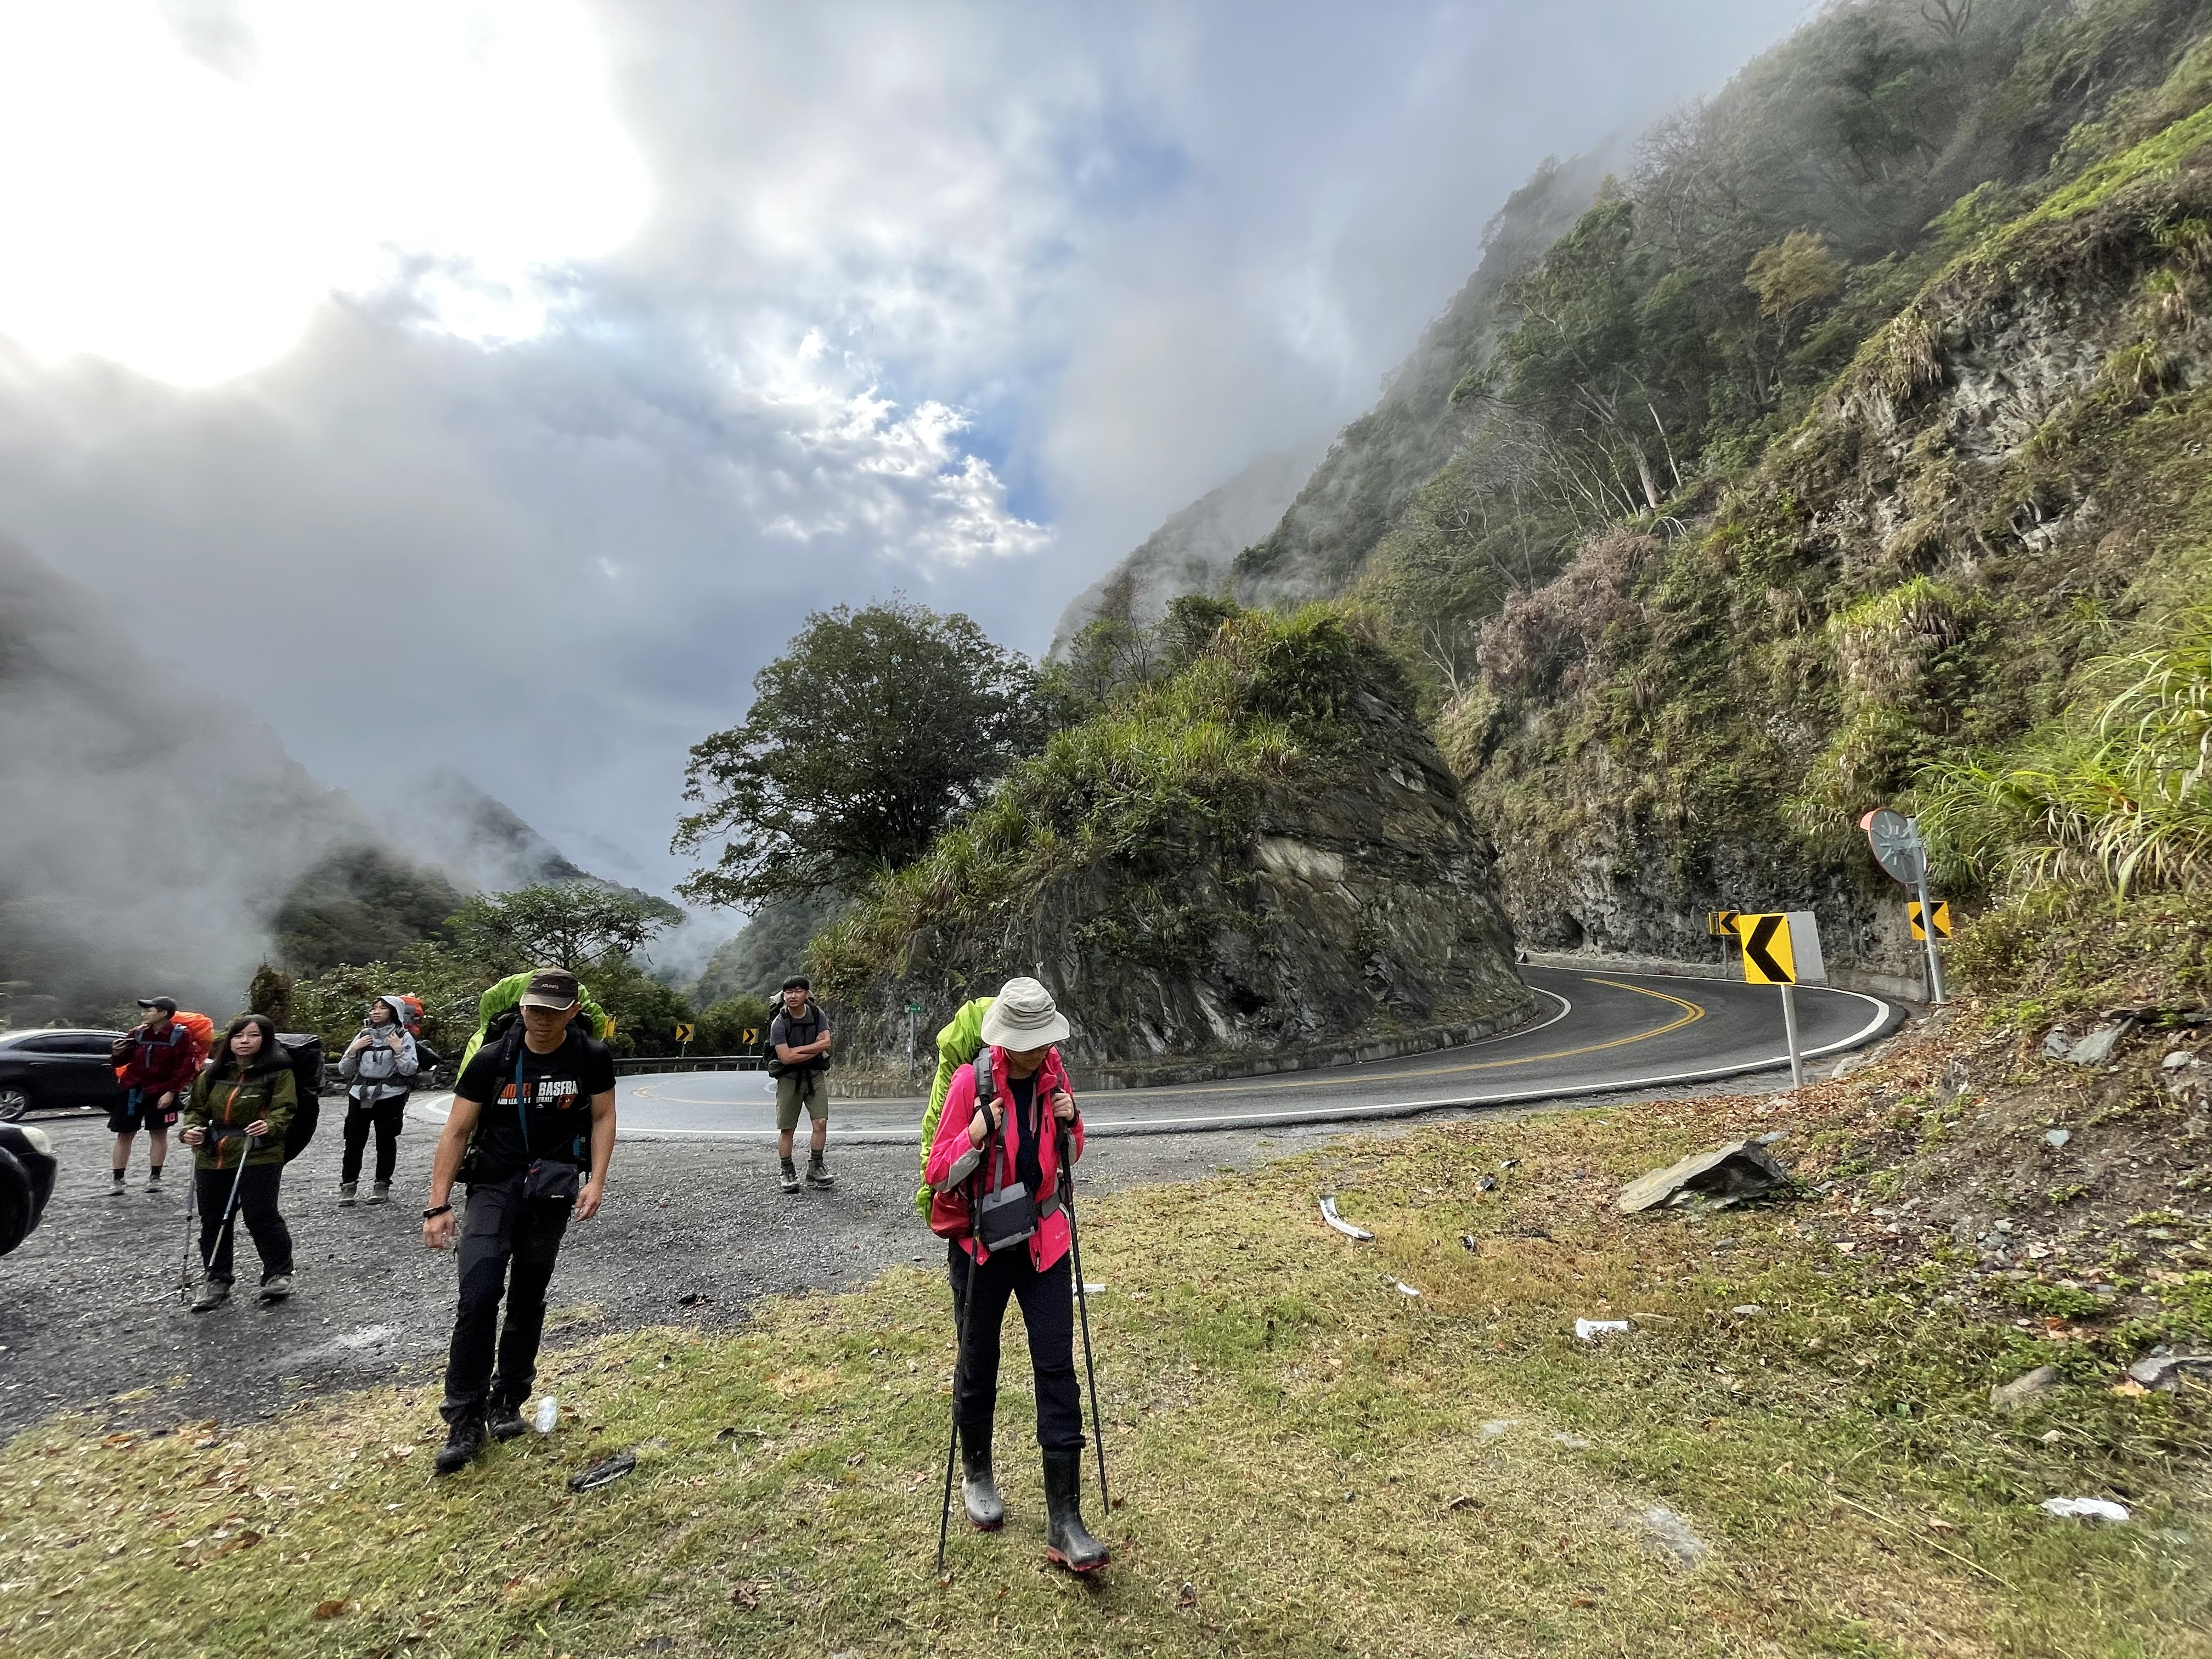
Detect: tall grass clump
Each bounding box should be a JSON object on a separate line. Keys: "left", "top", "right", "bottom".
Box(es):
{"left": 1918, "top": 606, "right": 2212, "bottom": 896}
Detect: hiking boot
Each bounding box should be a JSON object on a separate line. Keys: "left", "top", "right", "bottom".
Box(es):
{"left": 805, "top": 1158, "right": 836, "bottom": 1189}
{"left": 435, "top": 1413, "right": 487, "bottom": 1476}
{"left": 487, "top": 1395, "right": 529, "bottom": 1441}
{"left": 1041, "top": 1449, "right": 1108, "bottom": 1573}
{"left": 369, "top": 1181, "right": 391, "bottom": 1205}
{"left": 191, "top": 1279, "right": 232, "bottom": 1313}
{"left": 145, "top": 1171, "right": 163, "bottom": 1195}
{"left": 961, "top": 1431, "right": 1004, "bottom": 1531}
{"left": 779, "top": 1160, "right": 800, "bottom": 1194}
{"left": 109, "top": 1177, "right": 128, "bottom": 1198}
{"left": 259, "top": 1274, "right": 293, "bottom": 1301}
{"left": 337, "top": 1182, "right": 358, "bottom": 1206}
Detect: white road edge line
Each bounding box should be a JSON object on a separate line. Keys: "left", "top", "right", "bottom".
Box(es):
{"left": 407, "top": 981, "right": 1895, "bottom": 1142}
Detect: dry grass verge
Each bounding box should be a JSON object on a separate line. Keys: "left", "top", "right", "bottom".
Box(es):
{"left": 3, "top": 1056, "right": 2207, "bottom": 1658}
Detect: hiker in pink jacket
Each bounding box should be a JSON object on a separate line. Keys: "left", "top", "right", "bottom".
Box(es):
{"left": 922, "top": 977, "right": 1106, "bottom": 1573}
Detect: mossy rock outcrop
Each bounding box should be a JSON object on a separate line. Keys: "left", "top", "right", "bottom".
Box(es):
{"left": 816, "top": 610, "right": 1533, "bottom": 1083}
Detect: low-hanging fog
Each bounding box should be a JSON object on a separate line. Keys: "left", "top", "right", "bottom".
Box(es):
{"left": 0, "top": 1, "right": 1799, "bottom": 988}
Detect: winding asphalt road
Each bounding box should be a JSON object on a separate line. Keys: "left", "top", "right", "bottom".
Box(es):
{"left": 3, "top": 966, "right": 1897, "bottom": 1438}
{"left": 411, "top": 967, "right": 1900, "bottom": 1144}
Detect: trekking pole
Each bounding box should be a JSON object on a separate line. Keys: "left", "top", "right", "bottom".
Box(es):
{"left": 936, "top": 1111, "right": 996, "bottom": 1579}
{"left": 1058, "top": 1123, "right": 1109, "bottom": 1516}
{"left": 206, "top": 1132, "right": 257, "bottom": 1280}
{"left": 177, "top": 1160, "right": 200, "bottom": 1304}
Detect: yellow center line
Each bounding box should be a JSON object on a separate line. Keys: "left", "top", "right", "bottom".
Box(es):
{"left": 1126, "top": 977, "right": 1706, "bottom": 1098}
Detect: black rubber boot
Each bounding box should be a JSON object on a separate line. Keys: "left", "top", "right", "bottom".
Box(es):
{"left": 1041, "top": 1449, "right": 1108, "bottom": 1572}
{"left": 961, "top": 1429, "right": 1004, "bottom": 1530}
{"left": 434, "top": 1410, "right": 487, "bottom": 1476}
{"left": 487, "top": 1394, "right": 529, "bottom": 1441}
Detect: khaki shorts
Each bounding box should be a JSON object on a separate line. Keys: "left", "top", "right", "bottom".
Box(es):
{"left": 775, "top": 1069, "right": 828, "bottom": 1134}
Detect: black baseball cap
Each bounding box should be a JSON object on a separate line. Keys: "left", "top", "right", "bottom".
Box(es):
{"left": 518, "top": 968, "right": 581, "bottom": 1010}
{"left": 136, "top": 996, "right": 178, "bottom": 1014}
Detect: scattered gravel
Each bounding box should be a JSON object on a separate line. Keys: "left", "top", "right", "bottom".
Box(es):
{"left": 0, "top": 1114, "right": 1299, "bottom": 1439}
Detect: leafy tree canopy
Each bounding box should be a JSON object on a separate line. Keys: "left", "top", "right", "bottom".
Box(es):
{"left": 448, "top": 882, "right": 682, "bottom": 974}
{"left": 673, "top": 600, "right": 1048, "bottom": 907}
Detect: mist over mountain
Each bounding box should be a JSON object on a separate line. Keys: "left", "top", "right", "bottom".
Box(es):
{"left": 370, "top": 768, "right": 599, "bottom": 896}
{"left": 1049, "top": 437, "right": 1329, "bottom": 654}
{"left": 0, "top": 535, "right": 379, "bottom": 1018}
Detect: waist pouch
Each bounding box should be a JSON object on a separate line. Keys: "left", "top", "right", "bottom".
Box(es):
{"left": 524, "top": 1158, "right": 582, "bottom": 1203}
{"left": 975, "top": 1184, "right": 1062, "bottom": 1253}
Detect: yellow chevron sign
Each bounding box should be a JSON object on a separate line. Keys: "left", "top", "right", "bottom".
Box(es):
{"left": 1706, "top": 909, "right": 1740, "bottom": 938}
{"left": 1908, "top": 900, "right": 1951, "bottom": 940}
{"left": 673, "top": 1023, "right": 694, "bottom": 1042}
{"left": 1736, "top": 911, "right": 1826, "bottom": 986}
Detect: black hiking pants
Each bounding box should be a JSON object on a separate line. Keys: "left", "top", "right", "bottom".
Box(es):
{"left": 947, "top": 1239, "right": 1084, "bottom": 1453}
{"left": 195, "top": 1163, "right": 293, "bottom": 1285}
{"left": 340, "top": 1096, "right": 405, "bottom": 1184}
{"left": 440, "top": 1178, "right": 571, "bottom": 1422}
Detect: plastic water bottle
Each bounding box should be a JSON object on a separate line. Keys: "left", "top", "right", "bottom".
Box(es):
{"left": 533, "top": 1395, "right": 558, "bottom": 1435}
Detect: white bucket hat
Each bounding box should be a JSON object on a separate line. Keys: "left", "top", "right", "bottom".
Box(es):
{"left": 979, "top": 977, "right": 1070, "bottom": 1050}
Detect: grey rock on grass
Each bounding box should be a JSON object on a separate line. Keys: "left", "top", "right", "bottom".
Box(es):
{"left": 1616, "top": 1141, "right": 1788, "bottom": 1215}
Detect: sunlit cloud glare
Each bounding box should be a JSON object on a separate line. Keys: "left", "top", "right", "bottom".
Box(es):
{"left": 0, "top": 0, "right": 647, "bottom": 386}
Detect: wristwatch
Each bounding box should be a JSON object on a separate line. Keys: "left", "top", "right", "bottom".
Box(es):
{"left": 422, "top": 1203, "right": 453, "bottom": 1220}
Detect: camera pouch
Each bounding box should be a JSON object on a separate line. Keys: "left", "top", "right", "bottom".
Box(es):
{"left": 975, "top": 1182, "right": 1037, "bottom": 1252}
{"left": 524, "top": 1158, "right": 582, "bottom": 1203}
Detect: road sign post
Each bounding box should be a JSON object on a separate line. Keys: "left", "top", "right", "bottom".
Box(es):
{"left": 906, "top": 1002, "right": 924, "bottom": 1081}
{"left": 1861, "top": 808, "right": 1946, "bottom": 1005}
{"left": 1737, "top": 910, "right": 1824, "bottom": 1088}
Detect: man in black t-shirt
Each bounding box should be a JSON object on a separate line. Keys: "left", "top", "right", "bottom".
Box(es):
{"left": 768, "top": 975, "right": 834, "bottom": 1194}
{"left": 423, "top": 967, "right": 617, "bottom": 1475}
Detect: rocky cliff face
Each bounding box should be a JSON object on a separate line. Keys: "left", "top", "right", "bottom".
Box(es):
{"left": 824, "top": 613, "right": 1534, "bottom": 1081}
{"left": 1453, "top": 79, "right": 2212, "bottom": 996}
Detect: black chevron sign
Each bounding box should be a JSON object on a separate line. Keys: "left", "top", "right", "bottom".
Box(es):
{"left": 1739, "top": 912, "right": 1795, "bottom": 985}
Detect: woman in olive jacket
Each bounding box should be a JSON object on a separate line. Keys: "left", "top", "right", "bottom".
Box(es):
{"left": 180, "top": 1014, "right": 296, "bottom": 1312}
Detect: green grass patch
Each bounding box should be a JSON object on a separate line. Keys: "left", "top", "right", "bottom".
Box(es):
{"left": 4, "top": 1098, "right": 2207, "bottom": 1657}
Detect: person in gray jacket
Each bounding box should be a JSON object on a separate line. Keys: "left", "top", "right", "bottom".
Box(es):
{"left": 337, "top": 995, "right": 419, "bottom": 1205}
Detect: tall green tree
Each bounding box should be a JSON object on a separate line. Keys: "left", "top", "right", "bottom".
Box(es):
{"left": 674, "top": 601, "right": 1047, "bottom": 907}
{"left": 448, "top": 882, "right": 681, "bottom": 973}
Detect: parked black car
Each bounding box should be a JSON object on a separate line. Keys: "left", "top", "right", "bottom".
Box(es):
{"left": 0, "top": 1027, "right": 126, "bottom": 1121}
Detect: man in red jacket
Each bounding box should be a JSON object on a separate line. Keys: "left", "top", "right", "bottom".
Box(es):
{"left": 109, "top": 996, "right": 199, "bottom": 1197}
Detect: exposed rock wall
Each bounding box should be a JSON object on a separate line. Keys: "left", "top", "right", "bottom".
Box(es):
{"left": 833, "top": 626, "right": 1535, "bottom": 1083}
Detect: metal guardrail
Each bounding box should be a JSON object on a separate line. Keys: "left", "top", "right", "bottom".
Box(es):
{"left": 610, "top": 1053, "right": 769, "bottom": 1078}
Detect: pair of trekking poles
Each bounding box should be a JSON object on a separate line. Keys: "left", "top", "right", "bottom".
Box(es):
{"left": 176, "top": 1127, "right": 258, "bottom": 1304}
{"left": 936, "top": 1115, "right": 1108, "bottom": 1576}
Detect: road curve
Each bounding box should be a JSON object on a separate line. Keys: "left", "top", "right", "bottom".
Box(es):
{"left": 410, "top": 967, "right": 1900, "bottom": 1146}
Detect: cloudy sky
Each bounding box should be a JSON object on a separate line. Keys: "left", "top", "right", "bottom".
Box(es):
{"left": 0, "top": 0, "right": 1798, "bottom": 904}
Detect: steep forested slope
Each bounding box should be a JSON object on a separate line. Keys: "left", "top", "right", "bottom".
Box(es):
{"left": 1435, "top": 0, "right": 2212, "bottom": 986}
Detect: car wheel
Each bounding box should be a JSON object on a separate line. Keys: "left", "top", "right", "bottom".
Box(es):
{"left": 0, "top": 1086, "right": 30, "bottom": 1123}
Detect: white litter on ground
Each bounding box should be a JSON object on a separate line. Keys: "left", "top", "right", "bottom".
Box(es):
{"left": 1640, "top": 1505, "right": 1711, "bottom": 1565}
{"left": 1574, "top": 1318, "right": 1632, "bottom": 1341}
{"left": 1318, "top": 1194, "right": 1374, "bottom": 1241}
{"left": 1481, "top": 1419, "right": 1520, "bottom": 1437}
{"left": 2041, "top": 1497, "right": 2131, "bottom": 1523}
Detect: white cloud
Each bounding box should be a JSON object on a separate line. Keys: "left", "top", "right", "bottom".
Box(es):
{"left": 0, "top": 0, "right": 647, "bottom": 385}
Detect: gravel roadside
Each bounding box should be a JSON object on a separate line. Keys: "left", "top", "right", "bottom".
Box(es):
{"left": 0, "top": 1111, "right": 1313, "bottom": 1441}
{"left": 0, "top": 1066, "right": 1807, "bottom": 1442}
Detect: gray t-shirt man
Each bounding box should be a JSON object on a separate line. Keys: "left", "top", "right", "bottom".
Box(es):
{"left": 769, "top": 982, "right": 833, "bottom": 1192}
